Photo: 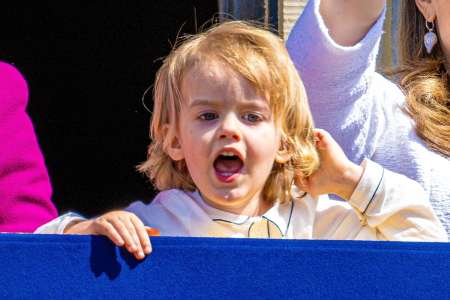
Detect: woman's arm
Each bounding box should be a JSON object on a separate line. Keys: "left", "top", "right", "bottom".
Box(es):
{"left": 286, "top": 0, "right": 387, "bottom": 103}
{"left": 320, "top": 0, "right": 385, "bottom": 46}
{"left": 0, "top": 62, "right": 58, "bottom": 232}
{"left": 286, "top": 0, "right": 389, "bottom": 166}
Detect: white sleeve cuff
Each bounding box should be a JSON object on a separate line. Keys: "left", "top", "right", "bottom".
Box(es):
{"left": 348, "top": 159, "right": 384, "bottom": 214}
{"left": 34, "top": 212, "right": 86, "bottom": 234}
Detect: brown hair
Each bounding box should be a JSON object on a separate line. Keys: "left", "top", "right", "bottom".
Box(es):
{"left": 138, "top": 21, "right": 319, "bottom": 204}
{"left": 397, "top": 0, "right": 450, "bottom": 156}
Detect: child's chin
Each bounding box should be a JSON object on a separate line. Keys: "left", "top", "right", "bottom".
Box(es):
{"left": 213, "top": 186, "right": 246, "bottom": 200}
{"left": 204, "top": 189, "right": 253, "bottom": 209}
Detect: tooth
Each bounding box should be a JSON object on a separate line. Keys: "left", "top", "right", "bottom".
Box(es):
{"left": 221, "top": 152, "right": 235, "bottom": 157}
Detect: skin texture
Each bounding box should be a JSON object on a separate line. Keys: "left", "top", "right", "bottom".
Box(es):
{"left": 168, "top": 60, "right": 282, "bottom": 217}
{"left": 320, "top": 0, "right": 386, "bottom": 46}
{"left": 416, "top": 0, "right": 450, "bottom": 63}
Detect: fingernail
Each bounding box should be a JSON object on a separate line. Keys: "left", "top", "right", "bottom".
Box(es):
{"left": 146, "top": 227, "right": 160, "bottom": 236}
{"left": 144, "top": 246, "right": 151, "bottom": 253}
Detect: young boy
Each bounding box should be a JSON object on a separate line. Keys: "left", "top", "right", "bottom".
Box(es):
{"left": 37, "top": 21, "right": 447, "bottom": 260}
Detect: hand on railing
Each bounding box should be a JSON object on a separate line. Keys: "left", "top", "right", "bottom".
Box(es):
{"left": 65, "top": 211, "right": 159, "bottom": 260}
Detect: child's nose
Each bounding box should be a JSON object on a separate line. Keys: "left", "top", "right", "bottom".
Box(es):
{"left": 219, "top": 114, "right": 241, "bottom": 141}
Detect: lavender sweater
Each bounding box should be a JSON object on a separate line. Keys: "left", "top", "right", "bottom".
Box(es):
{"left": 0, "top": 62, "right": 57, "bottom": 232}
{"left": 286, "top": 0, "right": 450, "bottom": 237}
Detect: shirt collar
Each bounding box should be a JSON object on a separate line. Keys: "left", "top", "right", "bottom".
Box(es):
{"left": 188, "top": 190, "right": 294, "bottom": 237}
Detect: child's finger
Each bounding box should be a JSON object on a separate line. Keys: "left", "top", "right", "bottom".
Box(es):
{"left": 313, "top": 128, "right": 324, "bottom": 140}
{"left": 130, "top": 217, "right": 153, "bottom": 255}
{"left": 95, "top": 219, "right": 125, "bottom": 247}
{"left": 313, "top": 129, "right": 329, "bottom": 149}
{"left": 314, "top": 128, "right": 327, "bottom": 136}
{"left": 110, "top": 218, "right": 138, "bottom": 253}
{"left": 122, "top": 218, "right": 145, "bottom": 259}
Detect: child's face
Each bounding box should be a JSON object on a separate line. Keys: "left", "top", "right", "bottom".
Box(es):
{"left": 169, "top": 60, "right": 282, "bottom": 215}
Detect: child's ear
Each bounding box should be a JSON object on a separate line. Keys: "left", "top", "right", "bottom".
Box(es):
{"left": 275, "top": 149, "right": 291, "bottom": 164}
{"left": 163, "top": 125, "right": 184, "bottom": 161}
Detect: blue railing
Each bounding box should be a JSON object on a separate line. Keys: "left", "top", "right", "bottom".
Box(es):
{"left": 0, "top": 234, "right": 449, "bottom": 299}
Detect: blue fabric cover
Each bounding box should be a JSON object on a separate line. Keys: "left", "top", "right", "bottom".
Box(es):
{"left": 0, "top": 234, "right": 449, "bottom": 299}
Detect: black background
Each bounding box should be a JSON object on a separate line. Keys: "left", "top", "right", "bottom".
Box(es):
{"left": 1, "top": 1, "right": 218, "bottom": 216}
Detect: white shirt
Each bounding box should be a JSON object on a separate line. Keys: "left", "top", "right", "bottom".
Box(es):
{"left": 36, "top": 160, "right": 447, "bottom": 242}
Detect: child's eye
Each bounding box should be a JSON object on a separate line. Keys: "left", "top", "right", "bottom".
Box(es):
{"left": 242, "top": 113, "right": 262, "bottom": 123}
{"left": 199, "top": 112, "right": 218, "bottom": 121}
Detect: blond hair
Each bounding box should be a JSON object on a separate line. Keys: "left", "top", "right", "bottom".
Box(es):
{"left": 396, "top": 0, "right": 450, "bottom": 156}
{"left": 139, "top": 21, "right": 319, "bottom": 204}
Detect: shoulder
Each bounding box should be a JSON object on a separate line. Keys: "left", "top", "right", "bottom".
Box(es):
{"left": 0, "top": 62, "right": 26, "bottom": 85}
{"left": 368, "top": 72, "right": 417, "bottom": 131}
{"left": 0, "top": 62, "right": 28, "bottom": 111}
{"left": 126, "top": 189, "right": 193, "bottom": 214}
{"left": 125, "top": 189, "right": 220, "bottom": 237}
{"left": 428, "top": 151, "right": 450, "bottom": 193}
{"left": 125, "top": 189, "right": 203, "bottom": 234}
{"left": 371, "top": 72, "right": 405, "bottom": 106}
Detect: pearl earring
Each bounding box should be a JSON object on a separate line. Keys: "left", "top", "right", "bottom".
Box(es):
{"left": 424, "top": 21, "right": 438, "bottom": 54}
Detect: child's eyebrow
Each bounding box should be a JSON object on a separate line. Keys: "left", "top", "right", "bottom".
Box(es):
{"left": 189, "top": 98, "right": 271, "bottom": 111}
{"left": 189, "top": 99, "right": 221, "bottom": 108}
{"left": 240, "top": 101, "right": 271, "bottom": 111}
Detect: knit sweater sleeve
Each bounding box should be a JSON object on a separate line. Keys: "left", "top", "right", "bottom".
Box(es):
{"left": 286, "top": 0, "right": 386, "bottom": 108}
{"left": 0, "top": 62, "right": 58, "bottom": 232}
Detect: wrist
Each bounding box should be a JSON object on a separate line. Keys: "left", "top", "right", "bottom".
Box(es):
{"left": 64, "top": 220, "right": 91, "bottom": 234}
{"left": 335, "top": 162, "right": 364, "bottom": 200}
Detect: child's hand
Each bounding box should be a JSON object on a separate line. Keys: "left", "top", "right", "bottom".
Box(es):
{"left": 64, "top": 211, "right": 159, "bottom": 260}
{"left": 295, "top": 129, "right": 363, "bottom": 200}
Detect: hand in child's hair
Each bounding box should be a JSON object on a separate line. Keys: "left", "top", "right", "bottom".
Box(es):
{"left": 64, "top": 211, "right": 159, "bottom": 260}
{"left": 294, "top": 129, "right": 363, "bottom": 200}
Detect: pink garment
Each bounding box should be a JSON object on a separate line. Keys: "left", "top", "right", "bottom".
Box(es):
{"left": 0, "top": 61, "right": 57, "bottom": 232}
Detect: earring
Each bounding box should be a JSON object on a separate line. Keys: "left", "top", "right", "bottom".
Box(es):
{"left": 424, "top": 21, "right": 438, "bottom": 54}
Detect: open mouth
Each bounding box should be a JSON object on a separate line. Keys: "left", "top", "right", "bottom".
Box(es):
{"left": 213, "top": 152, "right": 243, "bottom": 182}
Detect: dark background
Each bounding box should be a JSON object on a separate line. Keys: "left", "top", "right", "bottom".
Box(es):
{"left": 1, "top": 1, "right": 218, "bottom": 216}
